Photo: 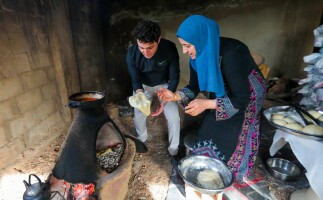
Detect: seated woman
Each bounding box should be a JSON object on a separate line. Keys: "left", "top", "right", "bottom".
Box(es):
{"left": 157, "top": 15, "right": 266, "bottom": 181}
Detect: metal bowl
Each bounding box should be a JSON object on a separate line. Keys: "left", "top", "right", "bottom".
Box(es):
{"left": 178, "top": 155, "right": 233, "bottom": 195}
{"left": 266, "top": 158, "right": 301, "bottom": 181}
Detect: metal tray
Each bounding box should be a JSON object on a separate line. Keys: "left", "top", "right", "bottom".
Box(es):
{"left": 263, "top": 106, "right": 323, "bottom": 141}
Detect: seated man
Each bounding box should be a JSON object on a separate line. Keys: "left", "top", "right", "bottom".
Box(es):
{"left": 126, "top": 20, "right": 181, "bottom": 157}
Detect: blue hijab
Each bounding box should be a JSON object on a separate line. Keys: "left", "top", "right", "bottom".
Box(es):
{"left": 177, "top": 15, "right": 225, "bottom": 97}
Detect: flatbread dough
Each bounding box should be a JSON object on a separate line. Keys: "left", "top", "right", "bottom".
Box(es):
{"left": 308, "top": 110, "right": 322, "bottom": 119}
{"left": 283, "top": 117, "right": 296, "bottom": 124}
{"left": 196, "top": 169, "right": 224, "bottom": 190}
{"left": 303, "top": 125, "right": 323, "bottom": 135}
{"left": 319, "top": 116, "right": 323, "bottom": 122}
{"left": 129, "top": 92, "right": 151, "bottom": 116}
{"left": 272, "top": 119, "right": 287, "bottom": 126}
{"left": 272, "top": 114, "right": 285, "bottom": 120}
{"left": 284, "top": 123, "right": 303, "bottom": 131}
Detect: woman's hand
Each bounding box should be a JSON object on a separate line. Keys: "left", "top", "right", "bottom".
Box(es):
{"left": 185, "top": 99, "right": 216, "bottom": 116}
{"left": 155, "top": 88, "right": 176, "bottom": 102}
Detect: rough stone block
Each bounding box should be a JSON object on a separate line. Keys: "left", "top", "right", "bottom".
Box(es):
{"left": 46, "top": 67, "right": 56, "bottom": 81}
{"left": 16, "top": 88, "right": 43, "bottom": 113}
{"left": 9, "top": 32, "right": 29, "bottom": 54}
{"left": 30, "top": 17, "right": 46, "bottom": 35}
{"left": 23, "top": 0, "right": 45, "bottom": 17}
{"left": 0, "top": 31, "right": 12, "bottom": 56}
{"left": 0, "top": 53, "right": 31, "bottom": 78}
{"left": 1, "top": 0, "right": 25, "bottom": 12}
{"left": 38, "top": 51, "right": 51, "bottom": 67}
{"left": 9, "top": 111, "right": 36, "bottom": 138}
{"left": 0, "top": 100, "right": 19, "bottom": 123}
{"left": 0, "top": 126, "right": 10, "bottom": 147}
{"left": 36, "top": 34, "right": 50, "bottom": 50}
{"left": 21, "top": 69, "right": 48, "bottom": 90}
{"left": 0, "top": 138, "right": 25, "bottom": 169}
{"left": 81, "top": 1, "right": 92, "bottom": 13}
{"left": 0, "top": 12, "right": 21, "bottom": 32}
{"left": 0, "top": 77, "right": 24, "bottom": 102}
{"left": 34, "top": 100, "right": 57, "bottom": 122}
{"left": 23, "top": 119, "right": 49, "bottom": 147}
{"left": 40, "top": 82, "right": 58, "bottom": 101}
{"left": 46, "top": 112, "right": 63, "bottom": 130}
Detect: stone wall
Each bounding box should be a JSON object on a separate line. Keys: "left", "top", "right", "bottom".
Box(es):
{"left": 162, "top": 0, "right": 322, "bottom": 86}
{"left": 67, "top": 0, "right": 107, "bottom": 91}
{"left": 0, "top": 0, "right": 79, "bottom": 169}
{"left": 100, "top": 0, "right": 322, "bottom": 95}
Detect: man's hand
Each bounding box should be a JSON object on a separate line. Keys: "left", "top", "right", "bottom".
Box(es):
{"left": 185, "top": 99, "right": 216, "bottom": 116}
{"left": 151, "top": 101, "right": 167, "bottom": 117}
{"left": 156, "top": 88, "right": 179, "bottom": 102}
{"left": 135, "top": 89, "right": 144, "bottom": 94}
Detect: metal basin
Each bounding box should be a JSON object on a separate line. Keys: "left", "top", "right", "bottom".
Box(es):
{"left": 266, "top": 158, "right": 301, "bottom": 181}
{"left": 178, "top": 155, "right": 233, "bottom": 195}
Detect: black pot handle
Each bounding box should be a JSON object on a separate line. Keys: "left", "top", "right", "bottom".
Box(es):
{"left": 28, "top": 174, "right": 42, "bottom": 185}
{"left": 68, "top": 101, "right": 81, "bottom": 108}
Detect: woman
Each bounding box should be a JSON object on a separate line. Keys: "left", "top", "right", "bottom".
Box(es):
{"left": 157, "top": 15, "right": 266, "bottom": 181}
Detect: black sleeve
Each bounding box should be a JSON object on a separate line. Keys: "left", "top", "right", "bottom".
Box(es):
{"left": 126, "top": 48, "right": 143, "bottom": 91}
{"left": 221, "top": 46, "right": 252, "bottom": 109}
{"left": 185, "top": 64, "right": 200, "bottom": 97}
{"left": 167, "top": 45, "right": 180, "bottom": 92}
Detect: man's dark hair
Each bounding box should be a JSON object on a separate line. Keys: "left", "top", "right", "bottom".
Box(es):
{"left": 131, "top": 20, "right": 161, "bottom": 43}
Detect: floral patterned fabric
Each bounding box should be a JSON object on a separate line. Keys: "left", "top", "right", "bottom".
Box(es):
{"left": 215, "top": 96, "right": 239, "bottom": 120}
{"left": 226, "top": 69, "right": 266, "bottom": 180}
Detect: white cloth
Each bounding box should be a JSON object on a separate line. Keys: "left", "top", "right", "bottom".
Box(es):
{"left": 133, "top": 83, "right": 180, "bottom": 155}
{"left": 270, "top": 129, "right": 323, "bottom": 200}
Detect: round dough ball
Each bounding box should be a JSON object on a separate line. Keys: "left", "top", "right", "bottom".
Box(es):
{"left": 308, "top": 110, "right": 322, "bottom": 119}
{"left": 272, "top": 119, "right": 287, "bottom": 126}
{"left": 272, "top": 114, "right": 285, "bottom": 120}
{"left": 283, "top": 117, "right": 296, "bottom": 124}
{"left": 284, "top": 123, "right": 303, "bottom": 131}
{"left": 303, "top": 125, "right": 323, "bottom": 136}
{"left": 319, "top": 116, "right": 323, "bottom": 122}
{"left": 197, "top": 169, "right": 224, "bottom": 190}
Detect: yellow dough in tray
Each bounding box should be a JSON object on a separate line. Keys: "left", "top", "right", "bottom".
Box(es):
{"left": 272, "top": 119, "right": 287, "bottom": 126}
{"left": 284, "top": 122, "right": 303, "bottom": 131}
{"left": 308, "top": 110, "right": 322, "bottom": 119}
{"left": 303, "top": 125, "right": 323, "bottom": 136}
{"left": 272, "top": 114, "right": 285, "bottom": 120}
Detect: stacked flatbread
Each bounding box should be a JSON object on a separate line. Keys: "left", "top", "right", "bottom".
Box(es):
{"left": 129, "top": 92, "right": 151, "bottom": 116}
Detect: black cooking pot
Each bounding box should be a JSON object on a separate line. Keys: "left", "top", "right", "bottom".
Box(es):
{"left": 68, "top": 91, "right": 105, "bottom": 109}
{"left": 23, "top": 174, "right": 51, "bottom": 200}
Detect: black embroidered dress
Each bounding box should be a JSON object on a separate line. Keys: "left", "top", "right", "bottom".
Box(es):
{"left": 178, "top": 38, "right": 266, "bottom": 180}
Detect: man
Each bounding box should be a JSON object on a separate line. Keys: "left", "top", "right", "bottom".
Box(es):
{"left": 126, "top": 20, "right": 180, "bottom": 157}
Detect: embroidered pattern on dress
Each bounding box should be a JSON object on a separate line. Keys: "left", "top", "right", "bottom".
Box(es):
{"left": 215, "top": 96, "right": 239, "bottom": 120}
{"left": 192, "top": 139, "right": 226, "bottom": 161}
{"left": 178, "top": 87, "right": 196, "bottom": 108}
{"left": 227, "top": 69, "right": 266, "bottom": 180}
